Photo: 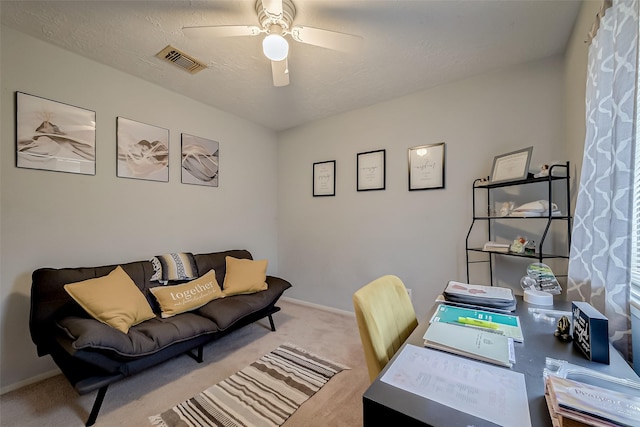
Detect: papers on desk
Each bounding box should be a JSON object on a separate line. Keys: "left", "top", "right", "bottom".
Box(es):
{"left": 423, "top": 322, "right": 513, "bottom": 368}
{"left": 381, "top": 345, "right": 531, "bottom": 427}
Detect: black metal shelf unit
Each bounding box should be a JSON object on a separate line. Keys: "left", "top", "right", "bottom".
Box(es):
{"left": 465, "top": 162, "right": 572, "bottom": 285}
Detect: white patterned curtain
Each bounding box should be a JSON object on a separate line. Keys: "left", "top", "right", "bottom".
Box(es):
{"left": 567, "top": 0, "right": 638, "bottom": 362}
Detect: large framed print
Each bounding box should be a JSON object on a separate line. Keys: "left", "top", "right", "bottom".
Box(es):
{"left": 117, "top": 117, "right": 169, "bottom": 182}
{"left": 16, "top": 92, "right": 96, "bottom": 175}
{"left": 408, "top": 142, "right": 445, "bottom": 190}
{"left": 357, "top": 149, "right": 386, "bottom": 191}
{"left": 313, "top": 160, "right": 336, "bottom": 197}
{"left": 181, "top": 133, "right": 219, "bottom": 187}
{"left": 490, "top": 146, "right": 533, "bottom": 183}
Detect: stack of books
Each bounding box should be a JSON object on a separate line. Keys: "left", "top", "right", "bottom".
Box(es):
{"left": 442, "top": 281, "right": 517, "bottom": 312}
{"left": 483, "top": 241, "right": 510, "bottom": 253}
{"left": 544, "top": 375, "right": 640, "bottom": 427}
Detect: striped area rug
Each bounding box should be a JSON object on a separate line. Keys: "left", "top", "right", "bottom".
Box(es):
{"left": 149, "top": 343, "right": 349, "bottom": 427}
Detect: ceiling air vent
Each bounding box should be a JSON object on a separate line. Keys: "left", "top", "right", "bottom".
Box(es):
{"left": 156, "top": 45, "right": 207, "bottom": 74}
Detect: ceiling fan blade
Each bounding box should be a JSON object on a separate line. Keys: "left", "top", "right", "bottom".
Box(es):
{"left": 290, "top": 26, "right": 362, "bottom": 52}
{"left": 271, "top": 59, "right": 289, "bottom": 87}
{"left": 262, "top": 0, "right": 283, "bottom": 16}
{"left": 183, "top": 25, "right": 261, "bottom": 38}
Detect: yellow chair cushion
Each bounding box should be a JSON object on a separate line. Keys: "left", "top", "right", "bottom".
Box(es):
{"left": 64, "top": 265, "right": 155, "bottom": 334}
{"left": 150, "top": 269, "right": 225, "bottom": 318}
{"left": 353, "top": 275, "right": 418, "bottom": 382}
{"left": 222, "top": 256, "right": 268, "bottom": 296}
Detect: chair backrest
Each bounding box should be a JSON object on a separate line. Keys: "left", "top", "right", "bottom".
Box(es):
{"left": 353, "top": 275, "right": 418, "bottom": 382}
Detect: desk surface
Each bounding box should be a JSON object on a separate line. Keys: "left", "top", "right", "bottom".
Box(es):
{"left": 362, "top": 298, "right": 640, "bottom": 427}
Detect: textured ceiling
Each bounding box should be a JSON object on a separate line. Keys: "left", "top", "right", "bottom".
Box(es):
{"left": 1, "top": 0, "right": 582, "bottom": 131}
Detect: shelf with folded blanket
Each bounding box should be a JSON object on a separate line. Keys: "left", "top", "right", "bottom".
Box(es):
{"left": 465, "top": 162, "right": 572, "bottom": 286}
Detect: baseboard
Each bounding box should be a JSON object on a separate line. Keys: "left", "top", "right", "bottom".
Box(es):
{"left": 281, "top": 296, "right": 355, "bottom": 317}
{"left": 0, "top": 368, "right": 61, "bottom": 395}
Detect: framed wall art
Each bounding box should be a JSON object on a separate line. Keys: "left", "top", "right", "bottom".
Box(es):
{"left": 181, "top": 133, "right": 219, "bottom": 187}
{"left": 117, "top": 117, "right": 169, "bottom": 182}
{"left": 408, "top": 142, "right": 445, "bottom": 190}
{"left": 490, "top": 146, "right": 533, "bottom": 184}
{"left": 16, "top": 92, "right": 96, "bottom": 175}
{"left": 357, "top": 149, "right": 386, "bottom": 191}
{"left": 313, "top": 160, "right": 336, "bottom": 197}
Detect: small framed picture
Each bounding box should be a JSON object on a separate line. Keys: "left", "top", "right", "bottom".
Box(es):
{"left": 313, "top": 160, "right": 336, "bottom": 197}
{"left": 16, "top": 92, "right": 96, "bottom": 175}
{"left": 408, "top": 142, "right": 445, "bottom": 190}
{"left": 117, "top": 117, "right": 169, "bottom": 182}
{"left": 181, "top": 133, "right": 219, "bottom": 187}
{"left": 357, "top": 149, "right": 385, "bottom": 191}
{"left": 490, "top": 146, "right": 533, "bottom": 183}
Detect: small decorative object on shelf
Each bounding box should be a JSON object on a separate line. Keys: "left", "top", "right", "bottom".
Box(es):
{"left": 498, "top": 201, "right": 514, "bottom": 217}
{"left": 534, "top": 164, "right": 550, "bottom": 178}
{"left": 524, "top": 240, "right": 535, "bottom": 255}
{"left": 554, "top": 316, "right": 572, "bottom": 342}
{"left": 510, "top": 236, "right": 526, "bottom": 254}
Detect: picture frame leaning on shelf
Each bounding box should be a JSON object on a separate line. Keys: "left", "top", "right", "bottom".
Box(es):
{"left": 490, "top": 146, "right": 533, "bottom": 183}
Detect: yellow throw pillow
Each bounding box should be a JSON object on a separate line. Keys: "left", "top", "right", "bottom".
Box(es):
{"left": 64, "top": 265, "right": 155, "bottom": 334}
{"left": 222, "top": 257, "right": 268, "bottom": 296}
{"left": 150, "top": 270, "right": 224, "bottom": 318}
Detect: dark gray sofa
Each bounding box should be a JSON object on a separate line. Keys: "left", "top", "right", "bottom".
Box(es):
{"left": 29, "top": 249, "right": 291, "bottom": 426}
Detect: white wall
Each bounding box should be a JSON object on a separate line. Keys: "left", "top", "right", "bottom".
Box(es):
{"left": 277, "top": 56, "right": 566, "bottom": 320}
{"left": 0, "top": 26, "right": 279, "bottom": 391}
{"left": 564, "top": 0, "right": 602, "bottom": 200}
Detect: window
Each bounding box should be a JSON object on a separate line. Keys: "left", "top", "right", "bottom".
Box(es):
{"left": 632, "top": 78, "right": 640, "bottom": 311}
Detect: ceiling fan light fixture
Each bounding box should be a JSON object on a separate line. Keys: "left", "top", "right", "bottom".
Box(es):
{"left": 263, "top": 34, "right": 289, "bottom": 61}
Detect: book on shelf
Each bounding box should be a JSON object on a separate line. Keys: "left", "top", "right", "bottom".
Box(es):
{"left": 442, "top": 280, "right": 517, "bottom": 311}
{"left": 423, "top": 321, "right": 513, "bottom": 368}
{"left": 429, "top": 303, "right": 524, "bottom": 342}
{"left": 544, "top": 375, "right": 640, "bottom": 427}
{"left": 509, "top": 210, "right": 562, "bottom": 217}
{"left": 483, "top": 241, "right": 510, "bottom": 252}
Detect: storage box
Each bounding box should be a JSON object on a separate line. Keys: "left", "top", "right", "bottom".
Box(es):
{"left": 572, "top": 301, "right": 609, "bottom": 364}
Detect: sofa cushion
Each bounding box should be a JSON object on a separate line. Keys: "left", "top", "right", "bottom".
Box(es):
{"left": 64, "top": 266, "right": 155, "bottom": 334}
{"left": 150, "top": 270, "right": 224, "bottom": 318}
{"left": 150, "top": 252, "right": 198, "bottom": 282}
{"left": 193, "top": 249, "right": 252, "bottom": 286}
{"left": 222, "top": 257, "right": 268, "bottom": 296}
{"left": 197, "top": 276, "right": 291, "bottom": 330}
{"left": 57, "top": 312, "right": 218, "bottom": 358}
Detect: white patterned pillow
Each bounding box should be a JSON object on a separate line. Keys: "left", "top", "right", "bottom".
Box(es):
{"left": 150, "top": 252, "right": 198, "bottom": 283}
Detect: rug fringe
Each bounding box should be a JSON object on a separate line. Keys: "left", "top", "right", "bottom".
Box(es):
{"left": 148, "top": 414, "right": 169, "bottom": 427}
{"left": 281, "top": 342, "right": 351, "bottom": 370}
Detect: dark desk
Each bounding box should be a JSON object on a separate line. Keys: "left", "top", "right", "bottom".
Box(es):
{"left": 363, "top": 298, "right": 640, "bottom": 426}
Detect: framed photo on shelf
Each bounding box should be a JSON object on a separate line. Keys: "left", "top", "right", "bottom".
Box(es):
{"left": 408, "top": 142, "right": 445, "bottom": 190}
{"left": 15, "top": 92, "right": 96, "bottom": 175}
{"left": 357, "top": 149, "right": 385, "bottom": 191}
{"left": 116, "top": 117, "right": 169, "bottom": 182}
{"left": 313, "top": 160, "right": 336, "bottom": 197}
{"left": 490, "top": 146, "right": 533, "bottom": 183}
{"left": 181, "top": 133, "right": 219, "bottom": 187}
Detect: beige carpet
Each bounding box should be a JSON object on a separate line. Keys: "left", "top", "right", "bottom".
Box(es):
{"left": 0, "top": 300, "right": 370, "bottom": 427}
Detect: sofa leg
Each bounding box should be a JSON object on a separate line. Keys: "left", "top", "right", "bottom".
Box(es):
{"left": 268, "top": 314, "right": 276, "bottom": 332}
{"left": 86, "top": 385, "right": 108, "bottom": 426}
{"left": 186, "top": 345, "right": 204, "bottom": 363}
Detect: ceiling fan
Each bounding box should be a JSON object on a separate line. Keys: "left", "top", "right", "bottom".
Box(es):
{"left": 183, "top": 0, "right": 362, "bottom": 87}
